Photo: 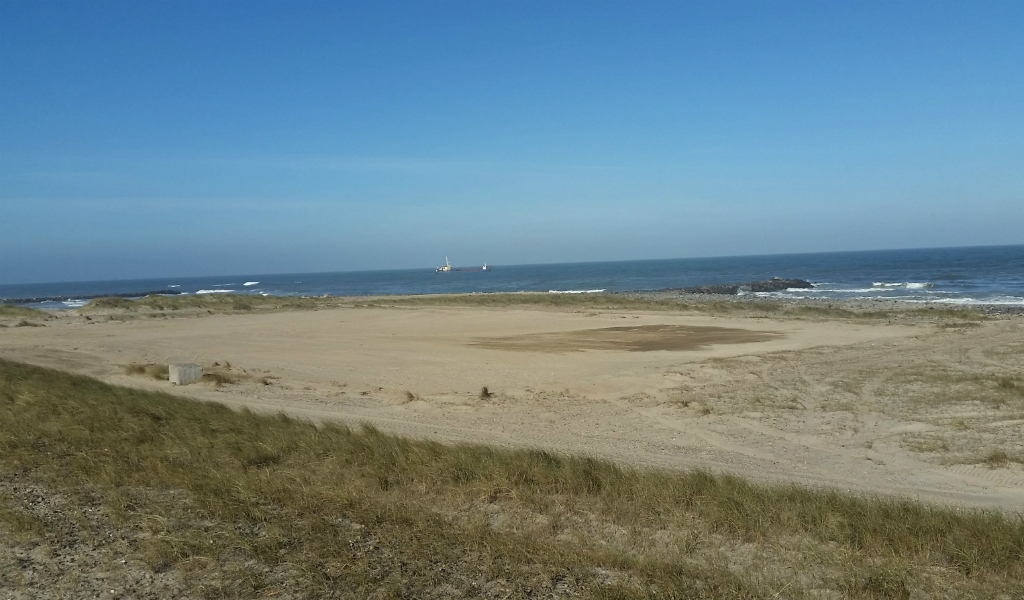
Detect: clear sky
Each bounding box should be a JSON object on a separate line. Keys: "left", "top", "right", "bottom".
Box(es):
{"left": 1, "top": 1, "right": 1022, "bottom": 284}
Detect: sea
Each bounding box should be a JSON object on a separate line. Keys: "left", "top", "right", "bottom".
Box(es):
{"left": 2, "top": 245, "right": 1023, "bottom": 310}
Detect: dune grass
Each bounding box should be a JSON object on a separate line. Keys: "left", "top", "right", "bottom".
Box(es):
{"left": 0, "top": 305, "right": 48, "bottom": 319}
{"left": 82, "top": 293, "right": 328, "bottom": 314}
{"left": 381, "top": 292, "right": 992, "bottom": 321}
{"left": 1, "top": 359, "right": 1021, "bottom": 598}
{"left": 380, "top": 292, "right": 814, "bottom": 314}
{"left": 77, "top": 291, "right": 990, "bottom": 323}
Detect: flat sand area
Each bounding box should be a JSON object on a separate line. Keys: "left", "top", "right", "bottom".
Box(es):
{"left": 2, "top": 304, "right": 1022, "bottom": 509}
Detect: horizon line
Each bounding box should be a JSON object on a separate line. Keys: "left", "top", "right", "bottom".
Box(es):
{"left": 2, "top": 242, "right": 1021, "bottom": 288}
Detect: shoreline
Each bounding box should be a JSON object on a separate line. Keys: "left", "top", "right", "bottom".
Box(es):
{"left": 621, "top": 289, "right": 1024, "bottom": 316}
{"left": 18, "top": 288, "right": 1023, "bottom": 318}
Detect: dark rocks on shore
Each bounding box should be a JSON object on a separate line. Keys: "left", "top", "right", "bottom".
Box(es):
{"left": 0, "top": 290, "right": 184, "bottom": 306}
{"left": 674, "top": 278, "right": 814, "bottom": 295}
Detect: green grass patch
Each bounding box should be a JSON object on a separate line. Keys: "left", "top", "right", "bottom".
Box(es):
{"left": 1, "top": 359, "right": 1022, "bottom": 597}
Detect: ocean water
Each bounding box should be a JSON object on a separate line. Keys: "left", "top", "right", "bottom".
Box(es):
{"left": 2, "top": 245, "right": 1023, "bottom": 309}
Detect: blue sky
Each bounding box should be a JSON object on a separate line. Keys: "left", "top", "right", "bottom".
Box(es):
{"left": 2, "top": 1, "right": 1022, "bottom": 284}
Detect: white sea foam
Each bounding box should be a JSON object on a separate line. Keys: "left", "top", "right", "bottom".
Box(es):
{"left": 782, "top": 287, "right": 889, "bottom": 294}
{"left": 62, "top": 299, "right": 87, "bottom": 307}
{"left": 548, "top": 289, "right": 606, "bottom": 294}
{"left": 794, "top": 294, "right": 1024, "bottom": 306}
{"left": 168, "top": 284, "right": 180, "bottom": 288}
{"left": 872, "top": 282, "right": 935, "bottom": 289}
{"left": 212, "top": 283, "right": 234, "bottom": 287}
{"left": 920, "top": 296, "right": 1024, "bottom": 306}
{"left": 244, "top": 281, "right": 259, "bottom": 286}
{"left": 196, "top": 289, "right": 234, "bottom": 294}
{"left": 789, "top": 287, "right": 868, "bottom": 293}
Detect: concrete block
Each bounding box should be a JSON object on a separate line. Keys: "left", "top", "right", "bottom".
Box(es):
{"left": 169, "top": 363, "right": 203, "bottom": 385}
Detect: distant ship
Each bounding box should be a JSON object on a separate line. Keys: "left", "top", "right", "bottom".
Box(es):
{"left": 435, "top": 257, "right": 492, "bottom": 273}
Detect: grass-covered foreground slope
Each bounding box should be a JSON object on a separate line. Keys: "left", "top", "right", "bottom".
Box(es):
{"left": 1, "top": 360, "right": 1021, "bottom": 599}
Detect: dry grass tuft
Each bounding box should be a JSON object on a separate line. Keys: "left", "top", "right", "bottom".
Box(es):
{"left": 1, "top": 359, "right": 1022, "bottom": 598}
{"left": 202, "top": 371, "right": 236, "bottom": 386}
{"left": 480, "top": 386, "right": 493, "bottom": 400}
{"left": 122, "top": 363, "right": 169, "bottom": 380}
{"left": 996, "top": 376, "right": 1023, "bottom": 395}
{"left": 986, "top": 449, "right": 1012, "bottom": 466}
{"left": 980, "top": 449, "right": 1024, "bottom": 467}
{"left": 12, "top": 320, "right": 45, "bottom": 328}
{"left": 937, "top": 321, "right": 983, "bottom": 329}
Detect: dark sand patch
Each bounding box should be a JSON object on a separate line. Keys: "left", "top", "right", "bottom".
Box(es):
{"left": 472, "top": 324, "right": 781, "bottom": 353}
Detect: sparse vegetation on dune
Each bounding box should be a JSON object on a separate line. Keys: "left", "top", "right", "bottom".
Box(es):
{"left": 383, "top": 292, "right": 813, "bottom": 315}
{"left": 1, "top": 359, "right": 1022, "bottom": 598}
{"left": 0, "top": 305, "right": 49, "bottom": 320}
{"left": 81, "top": 293, "right": 330, "bottom": 314}
{"left": 11, "top": 320, "right": 44, "bottom": 328}
{"left": 73, "top": 290, "right": 993, "bottom": 323}
{"left": 354, "top": 292, "right": 991, "bottom": 321}
{"left": 123, "top": 363, "right": 169, "bottom": 380}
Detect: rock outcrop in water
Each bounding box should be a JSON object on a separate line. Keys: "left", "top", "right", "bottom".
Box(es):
{"left": 675, "top": 278, "right": 814, "bottom": 295}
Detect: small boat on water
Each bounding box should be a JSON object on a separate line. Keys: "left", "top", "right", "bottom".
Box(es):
{"left": 435, "top": 258, "right": 492, "bottom": 272}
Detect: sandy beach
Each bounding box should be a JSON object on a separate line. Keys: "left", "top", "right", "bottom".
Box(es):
{"left": 2, "top": 297, "right": 1022, "bottom": 509}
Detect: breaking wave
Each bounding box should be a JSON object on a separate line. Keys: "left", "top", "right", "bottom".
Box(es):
{"left": 908, "top": 296, "right": 1024, "bottom": 306}
{"left": 196, "top": 289, "right": 235, "bottom": 294}
{"left": 244, "top": 281, "right": 259, "bottom": 286}
{"left": 872, "top": 282, "right": 935, "bottom": 289}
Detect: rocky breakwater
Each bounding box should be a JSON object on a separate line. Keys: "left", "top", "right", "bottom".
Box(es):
{"left": 675, "top": 278, "right": 814, "bottom": 295}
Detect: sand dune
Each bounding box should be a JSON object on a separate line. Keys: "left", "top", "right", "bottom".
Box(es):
{"left": 2, "top": 302, "right": 1021, "bottom": 509}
